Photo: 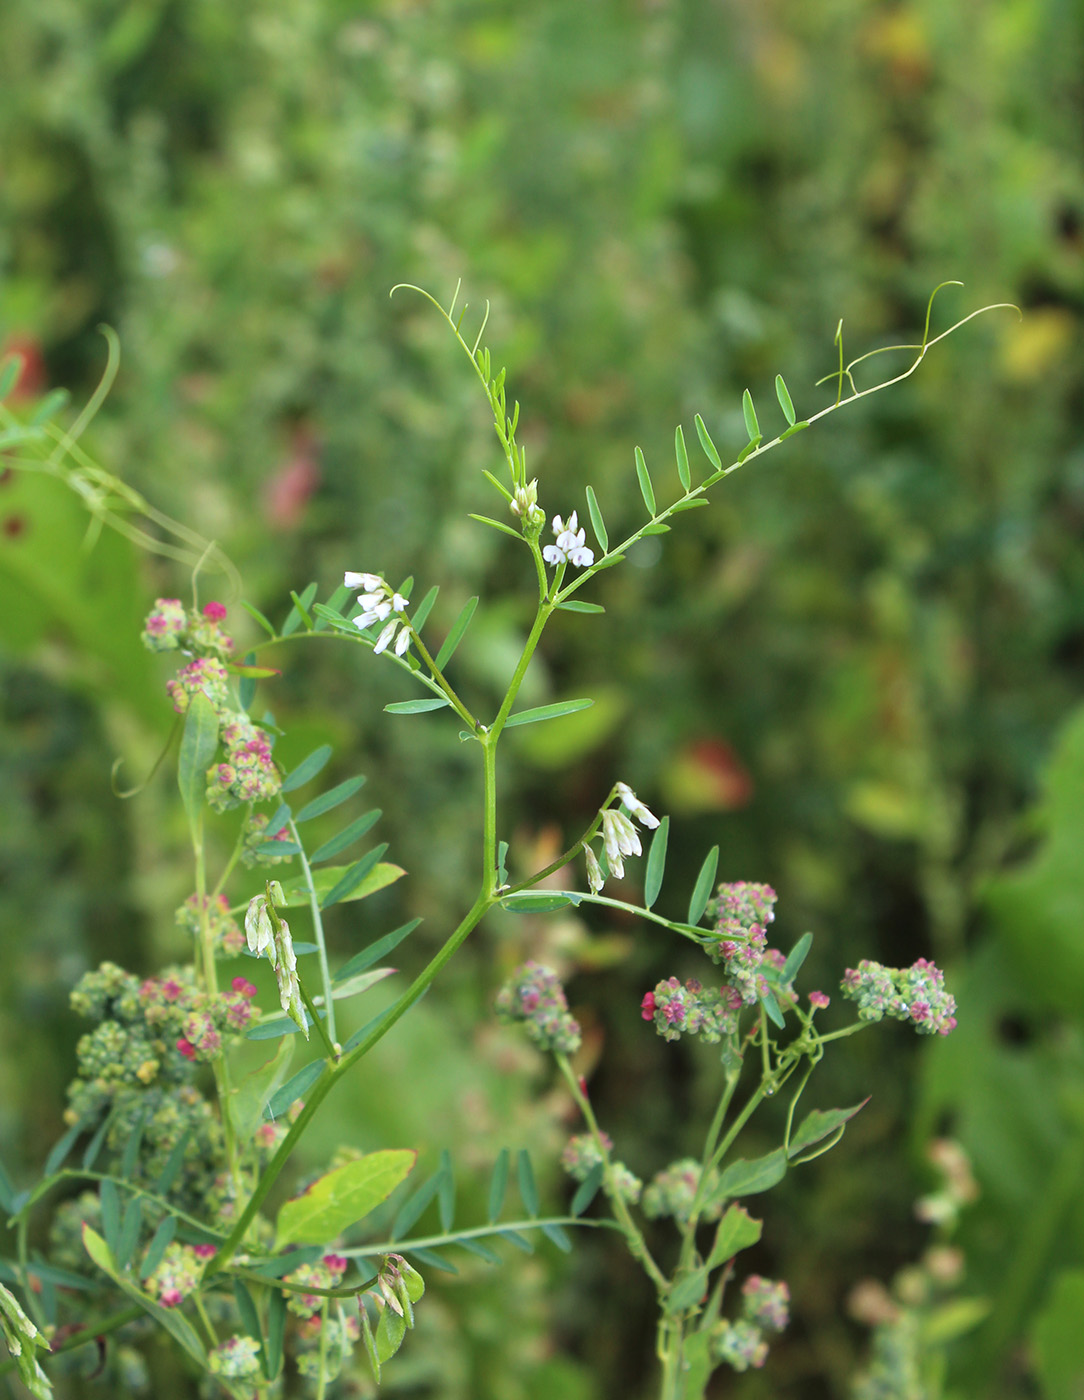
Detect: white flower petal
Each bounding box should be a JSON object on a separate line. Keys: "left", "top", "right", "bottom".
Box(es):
{"left": 373, "top": 620, "right": 398, "bottom": 654}
{"left": 543, "top": 544, "right": 567, "bottom": 565}
{"left": 345, "top": 572, "right": 382, "bottom": 590}
{"left": 568, "top": 545, "right": 595, "bottom": 568}
{"left": 392, "top": 594, "right": 408, "bottom": 613}
{"left": 394, "top": 627, "right": 411, "bottom": 656}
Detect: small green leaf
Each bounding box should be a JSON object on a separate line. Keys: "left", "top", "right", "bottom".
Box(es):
{"left": 781, "top": 421, "right": 810, "bottom": 440}
{"left": 275, "top": 1150, "right": 417, "bottom": 1247}
{"left": 634, "top": 447, "right": 656, "bottom": 516}
{"left": 411, "top": 585, "right": 440, "bottom": 631}
{"left": 480, "top": 470, "right": 514, "bottom": 503}
{"left": 277, "top": 852, "right": 402, "bottom": 906}
{"left": 308, "top": 809, "right": 382, "bottom": 863}
{"left": 437, "top": 1151, "right": 455, "bottom": 1232}
{"left": 177, "top": 693, "right": 219, "bottom": 836}
{"left": 694, "top": 414, "right": 722, "bottom": 470}
{"left": 498, "top": 1229, "right": 534, "bottom": 1254}
{"left": 671, "top": 498, "right": 709, "bottom": 513}
{"left": 737, "top": 436, "right": 762, "bottom": 464}
{"left": 117, "top": 1198, "right": 142, "bottom": 1271}
{"left": 375, "top": 1299, "right": 407, "bottom": 1363}
{"left": 313, "top": 583, "right": 351, "bottom": 632}
{"left": 246, "top": 1011, "right": 320, "bottom": 1041}
{"left": 787, "top": 1100, "right": 868, "bottom": 1160}
{"left": 468, "top": 513, "right": 523, "bottom": 541}
{"left": 517, "top": 1150, "right": 539, "bottom": 1217}
{"left": 232, "top": 1279, "right": 264, "bottom": 1351}
{"left": 334, "top": 918, "right": 422, "bottom": 983}
{"left": 458, "top": 1238, "right": 500, "bottom": 1264}
{"left": 30, "top": 388, "right": 70, "bottom": 426}
{"left": 644, "top": 815, "right": 669, "bottom": 910}
{"left": 293, "top": 776, "right": 366, "bottom": 822}
{"left": 392, "top": 1169, "right": 441, "bottom": 1239}
{"left": 384, "top": 698, "right": 450, "bottom": 714}
{"left": 675, "top": 424, "right": 691, "bottom": 490}
{"left": 742, "top": 389, "right": 760, "bottom": 441}
{"left": 44, "top": 1117, "right": 89, "bottom": 1177}
{"left": 716, "top": 1147, "right": 787, "bottom": 1198}
{"left": 435, "top": 596, "right": 479, "bottom": 670}
{"left": 500, "top": 894, "right": 574, "bottom": 913}
{"left": 265, "top": 1061, "right": 326, "bottom": 1120}
{"left": 707, "top": 1205, "right": 763, "bottom": 1269}
{"left": 155, "top": 1130, "right": 190, "bottom": 1195}
{"left": 280, "top": 745, "right": 332, "bottom": 793}
{"left": 687, "top": 846, "right": 719, "bottom": 925}
{"left": 320, "top": 845, "right": 390, "bottom": 907}
{"left": 666, "top": 1266, "right": 709, "bottom": 1315}
{"left": 100, "top": 1180, "right": 121, "bottom": 1255}
{"left": 540, "top": 1222, "right": 572, "bottom": 1252}
{"left": 774, "top": 374, "right": 796, "bottom": 426}
{"left": 281, "top": 583, "right": 317, "bottom": 637}
{"left": 585, "top": 485, "right": 608, "bottom": 553}
{"left": 781, "top": 932, "right": 813, "bottom": 984}
{"left": 570, "top": 1163, "right": 603, "bottom": 1216}
{"left": 265, "top": 1285, "right": 286, "bottom": 1379}
{"left": 488, "top": 1149, "right": 510, "bottom": 1222}
{"left": 120, "top": 1104, "right": 149, "bottom": 1179}
{"left": 556, "top": 600, "right": 605, "bottom": 614}
{"left": 139, "top": 1215, "right": 176, "bottom": 1280}
{"left": 0, "top": 355, "right": 22, "bottom": 400}
{"left": 642, "top": 522, "right": 670, "bottom": 535}
{"left": 83, "top": 1224, "right": 207, "bottom": 1366}
{"left": 760, "top": 987, "right": 785, "bottom": 1028}
{"left": 81, "top": 1113, "right": 112, "bottom": 1171}
{"left": 504, "top": 698, "right": 594, "bottom": 728}
{"left": 325, "top": 967, "right": 395, "bottom": 1001}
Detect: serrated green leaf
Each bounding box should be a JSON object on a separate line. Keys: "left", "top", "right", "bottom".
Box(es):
{"left": 787, "top": 1101, "right": 868, "bottom": 1159}
{"left": 694, "top": 414, "right": 722, "bottom": 469}
{"left": 634, "top": 447, "right": 656, "bottom": 516}
{"left": 504, "top": 698, "right": 594, "bottom": 728}
{"left": 585, "top": 485, "right": 608, "bottom": 553}
{"left": 411, "top": 584, "right": 439, "bottom": 631}
{"left": 308, "top": 809, "right": 382, "bottom": 863}
{"left": 384, "top": 698, "right": 450, "bottom": 714}
{"left": 177, "top": 693, "right": 219, "bottom": 836}
{"left": 570, "top": 1163, "right": 604, "bottom": 1217}
{"left": 139, "top": 1215, "right": 176, "bottom": 1280}
{"left": 716, "top": 1148, "right": 787, "bottom": 1199}
{"left": 435, "top": 596, "right": 478, "bottom": 669}
{"left": 280, "top": 745, "right": 332, "bottom": 793}
{"left": 488, "top": 1148, "right": 510, "bottom": 1222}
{"left": 675, "top": 425, "right": 691, "bottom": 490}
{"left": 293, "top": 776, "right": 366, "bottom": 822}
{"left": 781, "top": 932, "right": 813, "bottom": 984}
{"left": 229, "top": 1039, "right": 294, "bottom": 1141}
{"left": 275, "top": 1150, "right": 417, "bottom": 1247}
{"left": 556, "top": 600, "right": 605, "bottom": 614}
{"left": 334, "top": 918, "right": 422, "bottom": 984}
{"left": 706, "top": 1205, "right": 763, "bottom": 1269}
{"left": 774, "top": 374, "right": 796, "bottom": 426}
{"left": 320, "top": 845, "right": 390, "bottom": 907}
{"left": 742, "top": 389, "right": 760, "bottom": 441}
{"left": 468, "top": 513, "right": 522, "bottom": 540}
{"left": 644, "top": 815, "right": 669, "bottom": 910}
{"left": 517, "top": 1151, "right": 539, "bottom": 1217}
{"left": 281, "top": 582, "right": 317, "bottom": 637}
{"left": 687, "top": 846, "right": 719, "bottom": 925}
{"left": 500, "top": 893, "right": 574, "bottom": 913}
{"left": 265, "top": 1061, "right": 326, "bottom": 1120}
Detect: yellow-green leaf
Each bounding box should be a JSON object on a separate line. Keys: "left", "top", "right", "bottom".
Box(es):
{"left": 275, "top": 1150, "right": 417, "bottom": 1247}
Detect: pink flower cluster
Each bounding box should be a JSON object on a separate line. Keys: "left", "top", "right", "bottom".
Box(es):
{"left": 284, "top": 1253, "right": 349, "bottom": 1319}
{"left": 141, "top": 599, "right": 233, "bottom": 657}
{"left": 144, "top": 1242, "right": 214, "bottom": 1307}
{"left": 175, "top": 893, "right": 245, "bottom": 958}
{"left": 140, "top": 972, "right": 257, "bottom": 1065}
{"left": 841, "top": 957, "right": 957, "bottom": 1035}
{"left": 166, "top": 657, "right": 231, "bottom": 716}
{"left": 206, "top": 717, "right": 281, "bottom": 811}
{"left": 640, "top": 977, "right": 741, "bottom": 1044}
{"left": 495, "top": 962, "right": 582, "bottom": 1055}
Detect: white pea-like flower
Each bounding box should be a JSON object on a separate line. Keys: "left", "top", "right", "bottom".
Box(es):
{"left": 543, "top": 511, "right": 595, "bottom": 569}
{"left": 344, "top": 571, "right": 382, "bottom": 591}
{"left": 600, "top": 809, "right": 641, "bottom": 880}
{"left": 615, "top": 782, "right": 660, "bottom": 830}
{"left": 584, "top": 845, "right": 605, "bottom": 894}
{"left": 373, "top": 620, "right": 399, "bottom": 654}
{"left": 394, "top": 626, "right": 412, "bottom": 656}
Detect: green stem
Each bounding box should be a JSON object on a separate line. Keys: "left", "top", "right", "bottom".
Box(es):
{"left": 489, "top": 603, "right": 552, "bottom": 738}
{"left": 297, "top": 975, "right": 339, "bottom": 1062}
{"left": 289, "top": 819, "right": 337, "bottom": 1047}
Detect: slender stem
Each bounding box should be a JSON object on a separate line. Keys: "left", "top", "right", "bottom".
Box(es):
{"left": 402, "top": 623, "right": 479, "bottom": 732}
{"left": 316, "top": 1298, "right": 330, "bottom": 1400}
{"left": 194, "top": 812, "right": 240, "bottom": 1186}
{"left": 501, "top": 818, "right": 603, "bottom": 897}
{"left": 193, "top": 1291, "right": 219, "bottom": 1347}
{"left": 482, "top": 738, "right": 498, "bottom": 890}
{"left": 297, "top": 976, "right": 339, "bottom": 1062}
{"left": 490, "top": 603, "right": 552, "bottom": 738}
{"left": 289, "top": 819, "right": 337, "bottom": 1046}
{"left": 556, "top": 1056, "right": 668, "bottom": 1294}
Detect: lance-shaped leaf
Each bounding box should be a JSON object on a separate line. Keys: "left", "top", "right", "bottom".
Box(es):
{"left": 265, "top": 1061, "right": 326, "bottom": 1120}
{"left": 675, "top": 424, "right": 691, "bottom": 490}
{"left": 644, "top": 815, "right": 669, "bottom": 909}
{"left": 275, "top": 1150, "right": 417, "bottom": 1248}
{"left": 0, "top": 356, "right": 23, "bottom": 399}
{"left": 178, "top": 693, "right": 219, "bottom": 835}
{"left": 392, "top": 1167, "right": 442, "bottom": 1239}
{"left": 334, "top": 919, "right": 421, "bottom": 983}
{"left": 313, "top": 583, "right": 351, "bottom": 632}
{"left": 570, "top": 1163, "right": 604, "bottom": 1217}
{"left": 787, "top": 1100, "right": 868, "bottom": 1161}
{"left": 293, "top": 776, "right": 366, "bottom": 823}
{"left": 139, "top": 1215, "right": 176, "bottom": 1281}
{"left": 715, "top": 1147, "right": 787, "bottom": 1200}
{"left": 517, "top": 1151, "right": 539, "bottom": 1217}
{"left": 742, "top": 389, "right": 761, "bottom": 443}
{"left": 488, "top": 1149, "right": 510, "bottom": 1222}
{"left": 437, "top": 1151, "right": 455, "bottom": 1232}
{"left": 155, "top": 1130, "right": 190, "bottom": 1195}
{"left": 687, "top": 845, "right": 719, "bottom": 925}
{"left": 435, "top": 596, "right": 479, "bottom": 669}
{"left": 281, "top": 582, "right": 317, "bottom": 636}
{"left": 781, "top": 421, "right": 810, "bottom": 440}
{"left": 384, "top": 698, "right": 450, "bottom": 715}
{"left": 320, "top": 845, "right": 391, "bottom": 907}
{"left": 541, "top": 1222, "right": 572, "bottom": 1252}
{"left": 469, "top": 513, "right": 522, "bottom": 541}
{"left": 280, "top": 745, "right": 332, "bottom": 793}
{"left": 309, "top": 809, "right": 382, "bottom": 863}
{"left": 556, "top": 600, "right": 605, "bottom": 614}
{"left": 83, "top": 1225, "right": 207, "bottom": 1366}
{"left": 775, "top": 374, "right": 796, "bottom": 426}
{"left": 504, "top": 698, "right": 594, "bottom": 728}
{"left": 634, "top": 447, "right": 656, "bottom": 516}
{"left": 694, "top": 414, "right": 722, "bottom": 470}
{"left": 585, "top": 485, "right": 608, "bottom": 552}
{"left": 782, "top": 931, "right": 813, "bottom": 984}
{"left": 706, "top": 1205, "right": 762, "bottom": 1269}
{"left": 322, "top": 966, "right": 395, "bottom": 1003}
{"left": 276, "top": 853, "right": 402, "bottom": 908}
{"left": 500, "top": 893, "right": 576, "bottom": 913}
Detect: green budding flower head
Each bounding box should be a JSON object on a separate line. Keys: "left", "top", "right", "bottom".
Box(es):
{"left": 841, "top": 958, "right": 957, "bottom": 1035}
{"left": 495, "top": 962, "right": 582, "bottom": 1055}
{"left": 642, "top": 1159, "right": 722, "bottom": 1224}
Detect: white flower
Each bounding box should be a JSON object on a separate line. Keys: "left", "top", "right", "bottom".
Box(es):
{"left": 600, "top": 809, "right": 641, "bottom": 880}
{"left": 344, "top": 571, "right": 382, "bottom": 590}
{"left": 544, "top": 511, "right": 595, "bottom": 569}
{"left": 615, "top": 782, "right": 660, "bottom": 830}
{"left": 391, "top": 593, "right": 408, "bottom": 613}
{"left": 394, "top": 626, "right": 412, "bottom": 656}
{"left": 584, "top": 845, "right": 605, "bottom": 894}
{"left": 356, "top": 590, "right": 385, "bottom": 609}
{"left": 244, "top": 896, "right": 274, "bottom": 959}
{"left": 373, "top": 620, "right": 399, "bottom": 654}
{"left": 352, "top": 599, "right": 393, "bottom": 631}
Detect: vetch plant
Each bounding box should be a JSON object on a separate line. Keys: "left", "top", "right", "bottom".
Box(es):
{"left": 0, "top": 283, "right": 1012, "bottom": 1397}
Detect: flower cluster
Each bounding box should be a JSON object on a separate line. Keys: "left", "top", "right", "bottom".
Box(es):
{"left": 702, "top": 881, "right": 778, "bottom": 1002}
{"left": 495, "top": 963, "right": 582, "bottom": 1055}
{"left": 245, "top": 887, "right": 306, "bottom": 1035}
{"left": 295, "top": 1309, "right": 361, "bottom": 1383}
{"left": 174, "top": 894, "right": 245, "bottom": 958}
{"left": 642, "top": 1159, "right": 722, "bottom": 1225}
{"left": 640, "top": 977, "right": 742, "bottom": 1044}
{"left": 208, "top": 1335, "right": 262, "bottom": 1382}
{"left": 585, "top": 783, "right": 660, "bottom": 889}
{"left": 166, "top": 657, "right": 232, "bottom": 716}
{"left": 560, "top": 1133, "right": 643, "bottom": 1205}
{"left": 543, "top": 511, "right": 594, "bottom": 568}
{"left": 346, "top": 571, "right": 413, "bottom": 657}
{"left": 142, "top": 598, "right": 234, "bottom": 658}
{"left": 241, "top": 811, "right": 296, "bottom": 867}
{"left": 144, "top": 1242, "right": 210, "bottom": 1308}
{"left": 841, "top": 958, "right": 957, "bottom": 1035}
{"left": 206, "top": 716, "right": 281, "bottom": 811}
{"left": 141, "top": 598, "right": 187, "bottom": 650}
{"left": 711, "top": 1275, "right": 790, "bottom": 1373}
{"left": 284, "top": 1253, "right": 349, "bottom": 1319}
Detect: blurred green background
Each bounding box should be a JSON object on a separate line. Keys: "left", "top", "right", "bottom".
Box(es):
{"left": 1, "top": 0, "right": 1082, "bottom": 1396}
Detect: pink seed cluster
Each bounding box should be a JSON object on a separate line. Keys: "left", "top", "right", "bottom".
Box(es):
{"left": 206, "top": 717, "right": 281, "bottom": 811}
{"left": 640, "top": 977, "right": 742, "bottom": 1044}
{"left": 841, "top": 958, "right": 957, "bottom": 1035}
{"left": 495, "top": 962, "right": 582, "bottom": 1055}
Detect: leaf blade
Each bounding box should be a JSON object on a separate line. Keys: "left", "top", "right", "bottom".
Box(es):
{"left": 687, "top": 845, "right": 719, "bottom": 925}
{"left": 634, "top": 447, "right": 656, "bottom": 516}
